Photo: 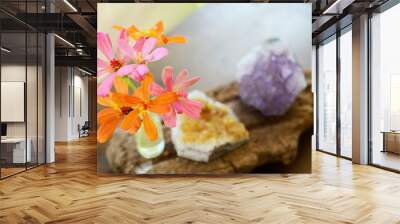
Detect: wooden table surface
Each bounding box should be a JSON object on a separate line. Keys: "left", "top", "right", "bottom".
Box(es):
{"left": 100, "top": 71, "right": 313, "bottom": 174}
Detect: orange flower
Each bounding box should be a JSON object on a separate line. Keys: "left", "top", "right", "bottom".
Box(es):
{"left": 97, "top": 74, "right": 177, "bottom": 143}
{"left": 97, "top": 77, "right": 128, "bottom": 143}
{"left": 113, "top": 21, "right": 186, "bottom": 45}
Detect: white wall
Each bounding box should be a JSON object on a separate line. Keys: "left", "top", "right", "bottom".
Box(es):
{"left": 1, "top": 65, "right": 26, "bottom": 139}
{"left": 1, "top": 65, "right": 36, "bottom": 138}
{"left": 54, "top": 67, "right": 89, "bottom": 141}
{"left": 1, "top": 63, "right": 46, "bottom": 164}
{"left": 71, "top": 73, "right": 89, "bottom": 138}
{"left": 55, "top": 66, "right": 68, "bottom": 141}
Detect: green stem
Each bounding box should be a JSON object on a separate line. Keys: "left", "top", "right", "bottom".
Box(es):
{"left": 122, "top": 76, "right": 136, "bottom": 90}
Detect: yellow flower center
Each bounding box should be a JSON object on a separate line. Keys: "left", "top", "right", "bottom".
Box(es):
{"left": 134, "top": 103, "right": 147, "bottom": 116}
{"left": 136, "top": 52, "right": 144, "bottom": 64}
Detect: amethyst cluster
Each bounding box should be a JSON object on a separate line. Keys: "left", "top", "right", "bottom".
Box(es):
{"left": 237, "top": 39, "right": 306, "bottom": 116}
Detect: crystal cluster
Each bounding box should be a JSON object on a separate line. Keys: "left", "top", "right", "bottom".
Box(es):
{"left": 237, "top": 38, "right": 306, "bottom": 116}
{"left": 171, "top": 91, "right": 249, "bottom": 162}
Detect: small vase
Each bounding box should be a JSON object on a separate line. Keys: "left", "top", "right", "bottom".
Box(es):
{"left": 135, "top": 113, "right": 165, "bottom": 159}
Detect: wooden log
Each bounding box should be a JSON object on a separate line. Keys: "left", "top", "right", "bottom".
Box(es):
{"left": 104, "top": 71, "right": 313, "bottom": 174}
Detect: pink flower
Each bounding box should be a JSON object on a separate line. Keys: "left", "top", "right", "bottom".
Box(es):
{"left": 97, "top": 30, "right": 148, "bottom": 96}
{"left": 150, "top": 66, "right": 203, "bottom": 128}
{"left": 119, "top": 37, "right": 168, "bottom": 81}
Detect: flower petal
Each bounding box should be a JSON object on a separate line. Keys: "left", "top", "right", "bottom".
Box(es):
{"left": 117, "top": 64, "right": 135, "bottom": 76}
{"left": 120, "top": 111, "right": 142, "bottom": 134}
{"left": 175, "top": 69, "right": 189, "bottom": 86}
{"left": 177, "top": 98, "right": 203, "bottom": 119}
{"left": 127, "top": 25, "right": 139, "bottom": 34}
{"left": 97, "top": 108, "right": 121, "bottom": 143}
{"left": 112, "top": 25, "right": 125, "bottom": 31}
{"left": 113, "top": 77, "right": 128, "bottom": 95}
{"left": 97, "top": 73, "right": 117, "bottom": 96}
{"left": 117, "top": 29, "right": 129, "bottom": 48}
{"left": 97, "top": 71, "right": 110, "bottom": 85}
{"left": 136, "top": 64, "right": 149, "bottom": 75}
{"left": 97, "top": 32, "right": 113, "bottom": 60}
{"left": 166, "top": 35, "right": 186, "bottom": 44}
{"left": 150, "top": 92, "right": 177, "bottom": 105}
{"left": 129, "top": 71, "right": 144, "bottom": 82}
{"left": 112, "top": 94, "right": 142, "bottom": 107}
{"left": 147, "top": 104, "right": 171, "bottom": 114}
{"left": 141, "top": 74, "right": 153, "bottom": 102}
{"left": 176, "top": 76, "right": 200, "bottom": 93}
{"left": 173, "top": 101, "right": 184, "bottom": 114}
{"left": 162, "top": 66, "right": 174, "bottom": 91}
{"left": 128, "top": 64, "right": 148, "bottom": 82}
{"left": 141, "top": 38, "right": 157, "bottom": 57}
{"left": 97, "top": 117, "right": 120, "bottom": 143}
{"left": 98, "top": 68, "right": 109, "bottom": 80}
{"left": 98, "top": 96, "right": 116, "bottom": 108}
{"left": 118, "top": 32, "right": 134, "bottom": 59}
{"left": 134, "top": 37, "right": 145, "bottom": 52}
{"left": 150, "top": 82, "right": 165, "bottom": 96}
{"left": 97, "top": 108, "right": 120, "bottom": 124}
{"left": 98, "top": 58, "right": 108, "bottom": 69}
{"left": 144, "top": 47, "right": 168, "bottom": 62}
{"left": 152, "top": 21, "right": 164, "bottom": 33}
{"left": 143, "top": 112, "right": 158, "bottom": 141}
{"left": 162, "top": 108, "right": 176, "bottom": 128}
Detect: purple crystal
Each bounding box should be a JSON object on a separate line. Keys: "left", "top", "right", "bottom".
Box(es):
{"left": 238, "top": 40, "right": 306, "bottom": 116}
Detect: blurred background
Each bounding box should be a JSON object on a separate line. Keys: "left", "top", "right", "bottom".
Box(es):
{"left": 98, "top": 3, "right": 311, "bottom": 91}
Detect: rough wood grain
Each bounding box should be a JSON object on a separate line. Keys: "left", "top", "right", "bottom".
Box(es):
{"left": 105, "top": 71, "right": 313, "bottom": 174}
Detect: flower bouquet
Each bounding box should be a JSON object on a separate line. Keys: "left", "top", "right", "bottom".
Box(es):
{"left": 97, "top": 21, "right": 203, "bottom": 158}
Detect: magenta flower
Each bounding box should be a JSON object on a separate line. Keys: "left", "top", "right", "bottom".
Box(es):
{"left": 97, "top": 30, "right": 148, "bottom": 96}
{"left": 119, "top": 37, "right": 168, "bottom": 81}
{"left": 150, "top": 66, "right": 203, "bottom": 128}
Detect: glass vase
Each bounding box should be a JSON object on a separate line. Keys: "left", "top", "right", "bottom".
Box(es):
{"left": 135, "top": 113, "right": 165, "bottom": 159}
